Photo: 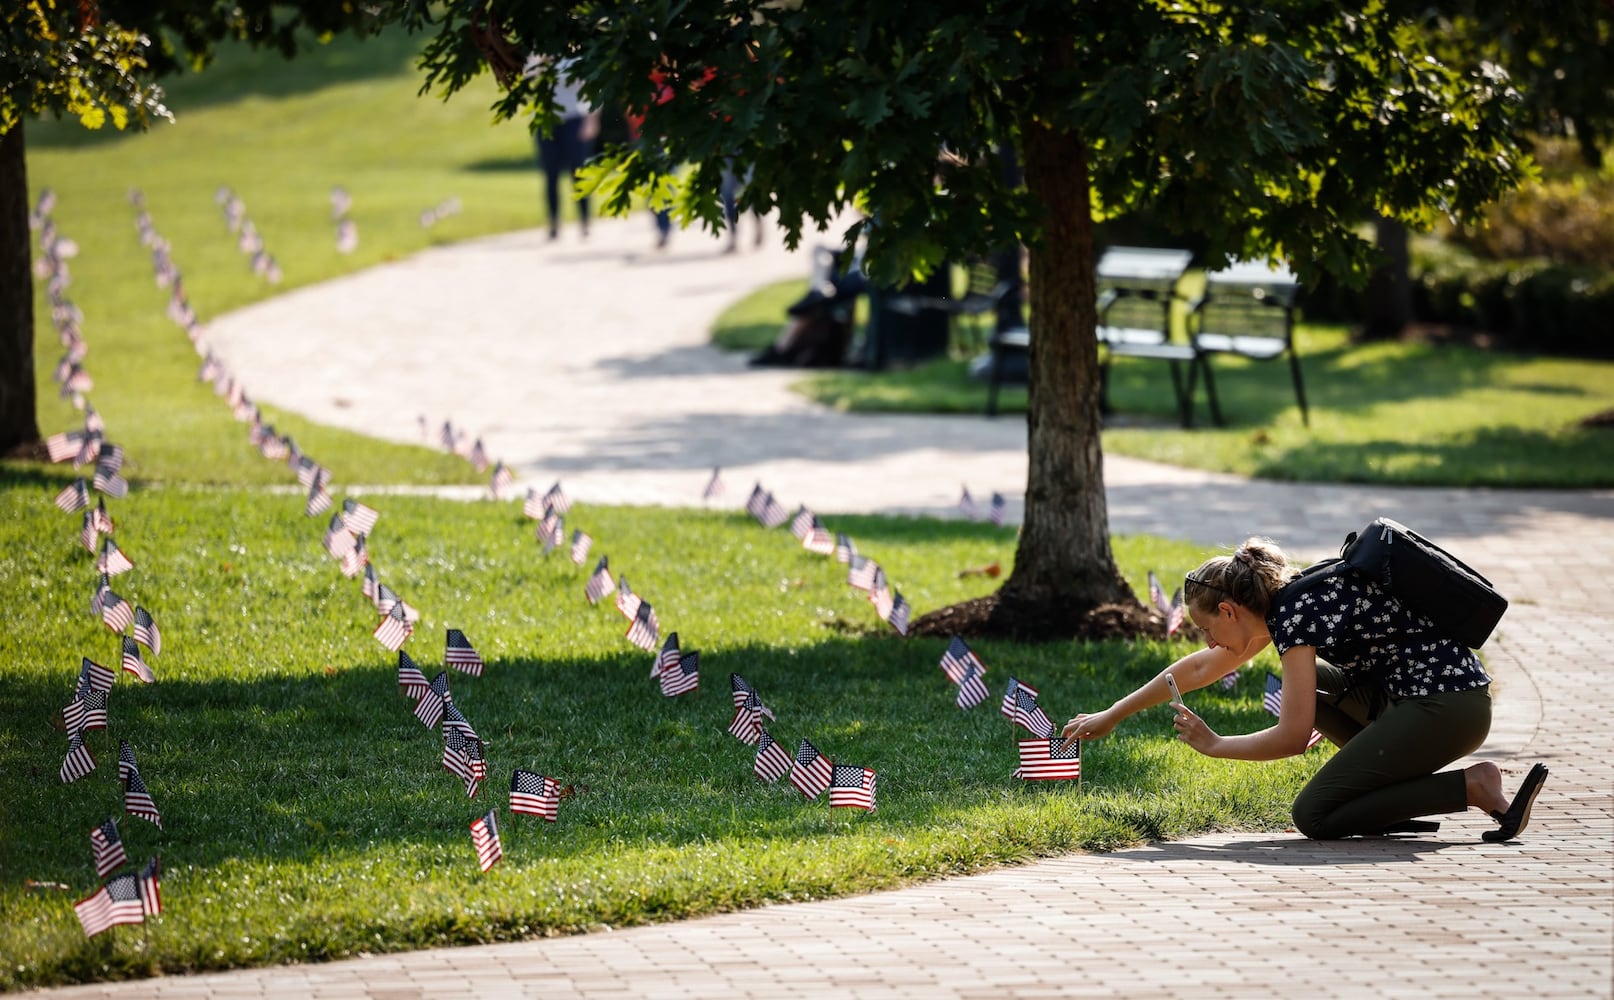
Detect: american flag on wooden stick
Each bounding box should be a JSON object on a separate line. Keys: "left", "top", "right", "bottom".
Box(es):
{"left": 569, "top": 530, "right": 592, "bottom": 566}
{"left": 542, "top": 481, "right": 571, "bottom": 514}
{"left": 1001, "top": 677, "right": 1038, "bottom": 720}
{"left": 339, "top": 535, "right": 368, "bottom": 578}
{"left": 989, "top": 492, "right": 1007, "bottom": 526}
{"left": 305, "top": 479, "right": 333, "bottom": 517}
{"left": 123, "top": 763, "right": 162, "bottom": 827}
{"left": 90, "top": 818, "right": 127, "bottom": 877}
{"left": 341, "top": 498, "right": 379, "bottom": 536}
{"left": 753, "top": 730, "right": 793, "bottom": 783}
{"left": 729, "top": 674, "right": 775, "bottom": 720}
{"left": 469, "top": 810, "right": 502, "bottom": 872}
{"left": 1015, "top": 737, "right": 1081, "bottom": 781}
{"left": 74, "top": 873, "right": 144, "bottom": 937}
{"left": 442, "top": 726, "right": 485, "bottom": 797}
{"left": 727, "top": 690, "right": 762, "bottom": 743}
{"left": 702, "top": 467, "right": 724, "bottom": 500}
{"left": 584, "top": 557, "right": 613, "bottom": 604}
{"left": 828, "top": 763, "right": 877, "bottom": 812}
{"left": 847, "top": 555, "right": 878, "bottom": 592}
{"left": 1264, "top": 673, "right": 1325, "bottom": 748}
{"left": 659, "top": 649, "right": 699, "bottom": 697}
{"left": 790, "top": 739, "right": 833, "bottom": 800}
{"left": 959, "top": 485, "right": 979, "bottom": 519}
{"left": 97, "top": 538, "right": 134, "bottom": 577}
{"left": 445, "top": 628, "right": 484, "bottom": 676}
{"left": 538, "top": 510, "right": 562, "bottom": 554}
{"left": 615, "top": 577, "right": 641, "bottom": 621}
{"left": 100, "top": 590, "right": 134, "bottom": 632}
{"left": 789, "top": 505, "right": 814, "bottom": 540}
{"left": 47, "top": 430, "right": 86, "bottom": 463}
{"left": 1010, "top": 686, "right": 1056, "bottom": 738}
{"left": 802, "top": 519, "right": 835, "bottom": 556}
{"left": 510, "top": 769, "right": 560, "bottom": 821}
{"left": 79, "top": 509, "right": 100, "bottom": 553}
{"left": 54, "top": 478, "right": 89, "bottom": 513}
{"left": 522, "top": 487, "right": 546, "bottom": 520}
{"left": 956, "top": 664, "right": 989, "bottom": 710}
{"left": 489, "top": 462, "right": 513, "bottom": 500}
{"left": 120, "top": 635, "right": 154, "bottom": 684}
{"left": 138, "top": 857, "right": 161, "bottom": 917}
{"left": 60, "top": 729, "right": 95, "bottom": 783}
{"left": 415, "top": 671, "right": 451, "bottom": 729}
{"left": 373, "top": 602, "right": 413, "bottom": 651}
{"left": 626, "top": 601, "right": 659, "bottom": 651}
{"left": 398, "top": 650, "right": 429, "bottom": 699}
{"left": 834, "top": 533, "right": 855, "bottom": 563}
{"left": 757, "top": 492, "right": 788, "bottom": 529}
{"left": 653, "top": 632, "right": 679, "bottom": 679}
{"left": 939, "top": 636, "right": 983, "bottom": 685}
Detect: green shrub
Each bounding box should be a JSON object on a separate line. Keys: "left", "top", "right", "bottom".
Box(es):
{"left": 1451, "top": 176, "right": 1614, "bottom": 266}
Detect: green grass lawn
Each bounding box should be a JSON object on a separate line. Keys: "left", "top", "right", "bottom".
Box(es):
{"left": 19, "top": 26, "right": 549, "bottom": 486}
{"left": 0, "top": 481, "right": 1314, "bottom": 990}
{"left": 712, "top": 280, "right": 1614, "bottom": 488}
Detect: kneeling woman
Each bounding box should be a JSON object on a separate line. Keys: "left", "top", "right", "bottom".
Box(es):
{"left": 1061, "top": 537, "right": 1547, "bottom": 841}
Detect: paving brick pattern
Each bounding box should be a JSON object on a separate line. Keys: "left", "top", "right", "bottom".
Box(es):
{"left": 39, "top": 217, "right": 1613, "bottom": 998}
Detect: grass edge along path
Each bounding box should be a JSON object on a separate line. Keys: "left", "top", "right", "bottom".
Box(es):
{"left": 0, "top": 471, "right": 1322, "bottom": 990}
{"left": 711, "top": 279, "right": 1614, "bottom": 489}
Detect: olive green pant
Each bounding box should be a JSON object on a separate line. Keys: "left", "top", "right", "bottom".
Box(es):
{"left": 1290, "top": 663, "right": 1492, "bottom": 839}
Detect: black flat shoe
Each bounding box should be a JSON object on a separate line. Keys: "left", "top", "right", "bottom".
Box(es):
{"left": 1483, "top": 762, "right": 1548, "bottom": 843}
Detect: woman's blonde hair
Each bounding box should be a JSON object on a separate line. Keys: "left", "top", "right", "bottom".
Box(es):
{"left": 1183, "top": 536, "right": 1299, "bottom": 617}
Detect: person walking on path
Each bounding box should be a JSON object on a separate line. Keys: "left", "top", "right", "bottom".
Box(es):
{"left": 1061, "top": 536, "right": 1549, "bottom": 842}
{"left": 535, "top": 59, "right": 601, "bottom": 240}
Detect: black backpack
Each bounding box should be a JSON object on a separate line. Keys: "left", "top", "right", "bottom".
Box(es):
{"left": 1338, "top": 517, "right": 1508, "bottom": 648}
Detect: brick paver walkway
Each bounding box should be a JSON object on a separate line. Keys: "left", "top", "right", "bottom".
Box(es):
{"left": 41, "top": 217, "right": 1614, "bottom": 998}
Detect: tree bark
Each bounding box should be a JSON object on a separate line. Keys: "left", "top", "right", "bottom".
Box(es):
{"left": 1361, "top": 215, "right": 1411, "bottom": 342}
{"left": 996, "top": 119, "right": 1132, "bottom": 619}
{"left": 0, "top": 121, "right": 41, "bottom": 456}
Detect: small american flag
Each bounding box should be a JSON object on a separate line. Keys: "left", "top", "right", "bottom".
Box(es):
{"left": 1011, "top": 686, "right": 1056, "bottom": 738}
{"left": 702, "top": 467, "right": 724, "bottom": 500}
{"left": 47, "top": 430, "right": 85, "bottom": 463}
{"left": 834, "top": 533, "right": 855, "bottom": 563}
{"left": 339, "top": 535, "right": 368, "bottom": 578}
{"left": 939, "top": 636, "right": 983, "bottom": 685}
{"left": 92, "top": 465, "right": 127, "bottom": 500}
{"left": 885, "top": 593, "right": 911, "bottom": 636}
{"left": 727, "top": 690, "right": 762, "bottom": 742}
{"left": 398, "top": 650, "right": 430, "bottom": 699}
{"left": 91, "top": 818, "right": 127, "bottom": 877}
{"left": 445, "top": 628, "right": 484, "bottom": 676}
{"left": 373, "top": 602, "right": 414, "bottom": 652}
{"left": 660, "top": 649, "right": 700, "bottom": 697}
{"left": 828, "top": 763, "right": 877, "bottom": 812}
{"left": 324, "top": 513, "right": 355, "bottom": 559}
{"left": 295, "top": 456, "right": 326, "bottom": 489}
{"left": 522, "top": 487, "right": 546, "bottom": 520}
{"left": 60, "top": 729, "right": 96, "bottom": 783}
{"left": 64, "top": 658, "right": 114, "bottom": 731}
{"left": 374, "top": 583, "right": 401, "bottom": 617}
{"left": 118, "top": 740, "right": 139, "bottom": 782}
{"left": 124, "top": 767, "right": 162, "bottom": 827}
{"left": 956, "top": 664, "right": 990, "bottom": 710}
{"left": 74, "top": 873, "right": 145, "bottom": 937}
{"left": 626, "top": 601, "right": 659, "bottom": 651}
{"left": 132, "top": 607, "right": 160, "bottom": 656}
{"left": 847, "top": 555, "right": 879, "bottom": 592}
{"left": 1016, "top": 737, "right": 1081, "bottom": 781}
{"left": 363, "top": 563, "right": 380, "bottom": 605}
{"left": 729, "top": 674, "right": 775, "bottom": 719}
{"left": 101, "top": 588, "right": 134, "bottom": 633}
{"left": 1166, "top": 588, "right": 1185, "bottom": 637}
{"left": 753, "top": 730, "right": 793, "bottom": 783}
{"left": 615, "top": 577, "right": 641, "bottom": 621}
{"left": 439, "top": 420, "right": 457, "bottom": 452}
{"left": 1220, "top": 671, "right": 1238, "bottom": 691}
{"left": 341, "top": 498, "right": 380, "bottom": 536}
{"left": 989, "top": 492, "right": 1007, "bottom": 526}
{"left": 789, "top": 505, "right": 814, "bottom": 540}
{"left": 469, "top": 810, "right": 502, "bottom": 872}
{"left": 415, "top": 672, "right": 452, "bottom": 729}
{"left": 959, "top": 485, "right": 979, "bottom": 519}
{"left": 789, "top": 739, "right": 834, "bottom": 800}
{"left": 1001, "top": 677, "right": 1038, "bottom": 719}
{"left": 653, "top": 632, "right": 680, "bottom": 679}
{"left": 510, "top": 769, "right": 560, "bottom": 821}
{"left": 542, "top": 481, "right": 570, "bottom": 514}
{"left": 1263, "top": 672, "right": 1325, "bottom": 749}
{"left": 569, "top": 530, "right": 592, "bottom": 566}
{"left": 79, "top": 511, "right": 99, "bottom": 553}
{"left": 489, "top": 462, "right": 514, "bottom": 500}
{"left": 442, "top": 727, "right": 484, "bottom": 797}
{"left": 468, "top": 438, "right": 490, "bottom": 472}
{"left": 120, "top": 635, "right": 154, "bottom": 684}
{"left": 584, "top": 557, "right": 613, "bottom": 604}
{"left": 537, "top": 511, "right": 562, "bottom": 553}
{"left": 441, "top": 702, "right": 477, "bottom": 739}
{"left": 1148, "top": 570, "right": 1167, "bottom": 614}
{"left": 54, "top": 478, "right": 89, "bottom": 513}
{"left": 89, "top": 498, "right": 114, "bottom": 535}
{"left": 138, "top": 857, "right": 162, "bottom": 916}
{"left": 757, "top": 493, "right": 788, "bottom": 529}
{"left": 802, "top": 521, "right": 835, "bottom": 556}
{"left": 97, "top": 538, "right": 134, "bottom": 577}
{"left": 743, "top": 484, "right": 766, "bottom": 520}
{"left": 305, "top": 479, "right": 333, "bottom": 517}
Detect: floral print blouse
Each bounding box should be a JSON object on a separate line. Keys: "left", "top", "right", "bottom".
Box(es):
{"left": 1267, "top": 563, "right": 1490, "bottom": 699}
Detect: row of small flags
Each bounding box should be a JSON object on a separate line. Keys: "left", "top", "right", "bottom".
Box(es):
{"left": 938, "top": 637, "right": 1082, "bottom": 781}
{"left": 213, "top": 186, "right": 282, "bottom": 283}
{"left": 34, "top": 190, "right": 168, "bottom": 939}
{"left": 958, "top": 486, "right": 1008, "bottom": 527}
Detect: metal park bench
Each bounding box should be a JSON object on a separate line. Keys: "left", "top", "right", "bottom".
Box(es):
{"left": 1187, "top": 259, "right": 1308, "bottom": 426}
{"left": 1094, "top": 246, "right": 1205, "bottom": 427}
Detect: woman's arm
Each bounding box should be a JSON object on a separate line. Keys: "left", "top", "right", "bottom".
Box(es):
{"left": 1061, "top": 642, "right": 1254, "bottom": 743}
{"left": 1174, "top": 645, "right": 1320, "bottom": 760}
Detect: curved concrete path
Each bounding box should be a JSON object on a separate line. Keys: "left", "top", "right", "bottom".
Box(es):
{"left": 43, "top": 216, "right": 1613, "bottom": 998}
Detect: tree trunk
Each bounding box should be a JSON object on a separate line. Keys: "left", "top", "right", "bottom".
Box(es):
{"left": 995, "top": 119, "right": 1132, "bottom": 620}
{"left": 1361, "top": 215, "right": 1411, "bottom": 342}
{"left": 0, "top": 121, "right": 41, "bottom": 456}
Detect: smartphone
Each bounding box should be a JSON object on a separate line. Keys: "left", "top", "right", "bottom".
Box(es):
{"left": 1165, "top": 674, "right": 1185, "bottom": 711}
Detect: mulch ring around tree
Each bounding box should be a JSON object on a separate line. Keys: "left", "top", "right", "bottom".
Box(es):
{"left": 1577, "top": 407, "right": 1614, "bottom": 429}
{"left": 910, "top": 592, "right": 1193, "bottom": 643}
